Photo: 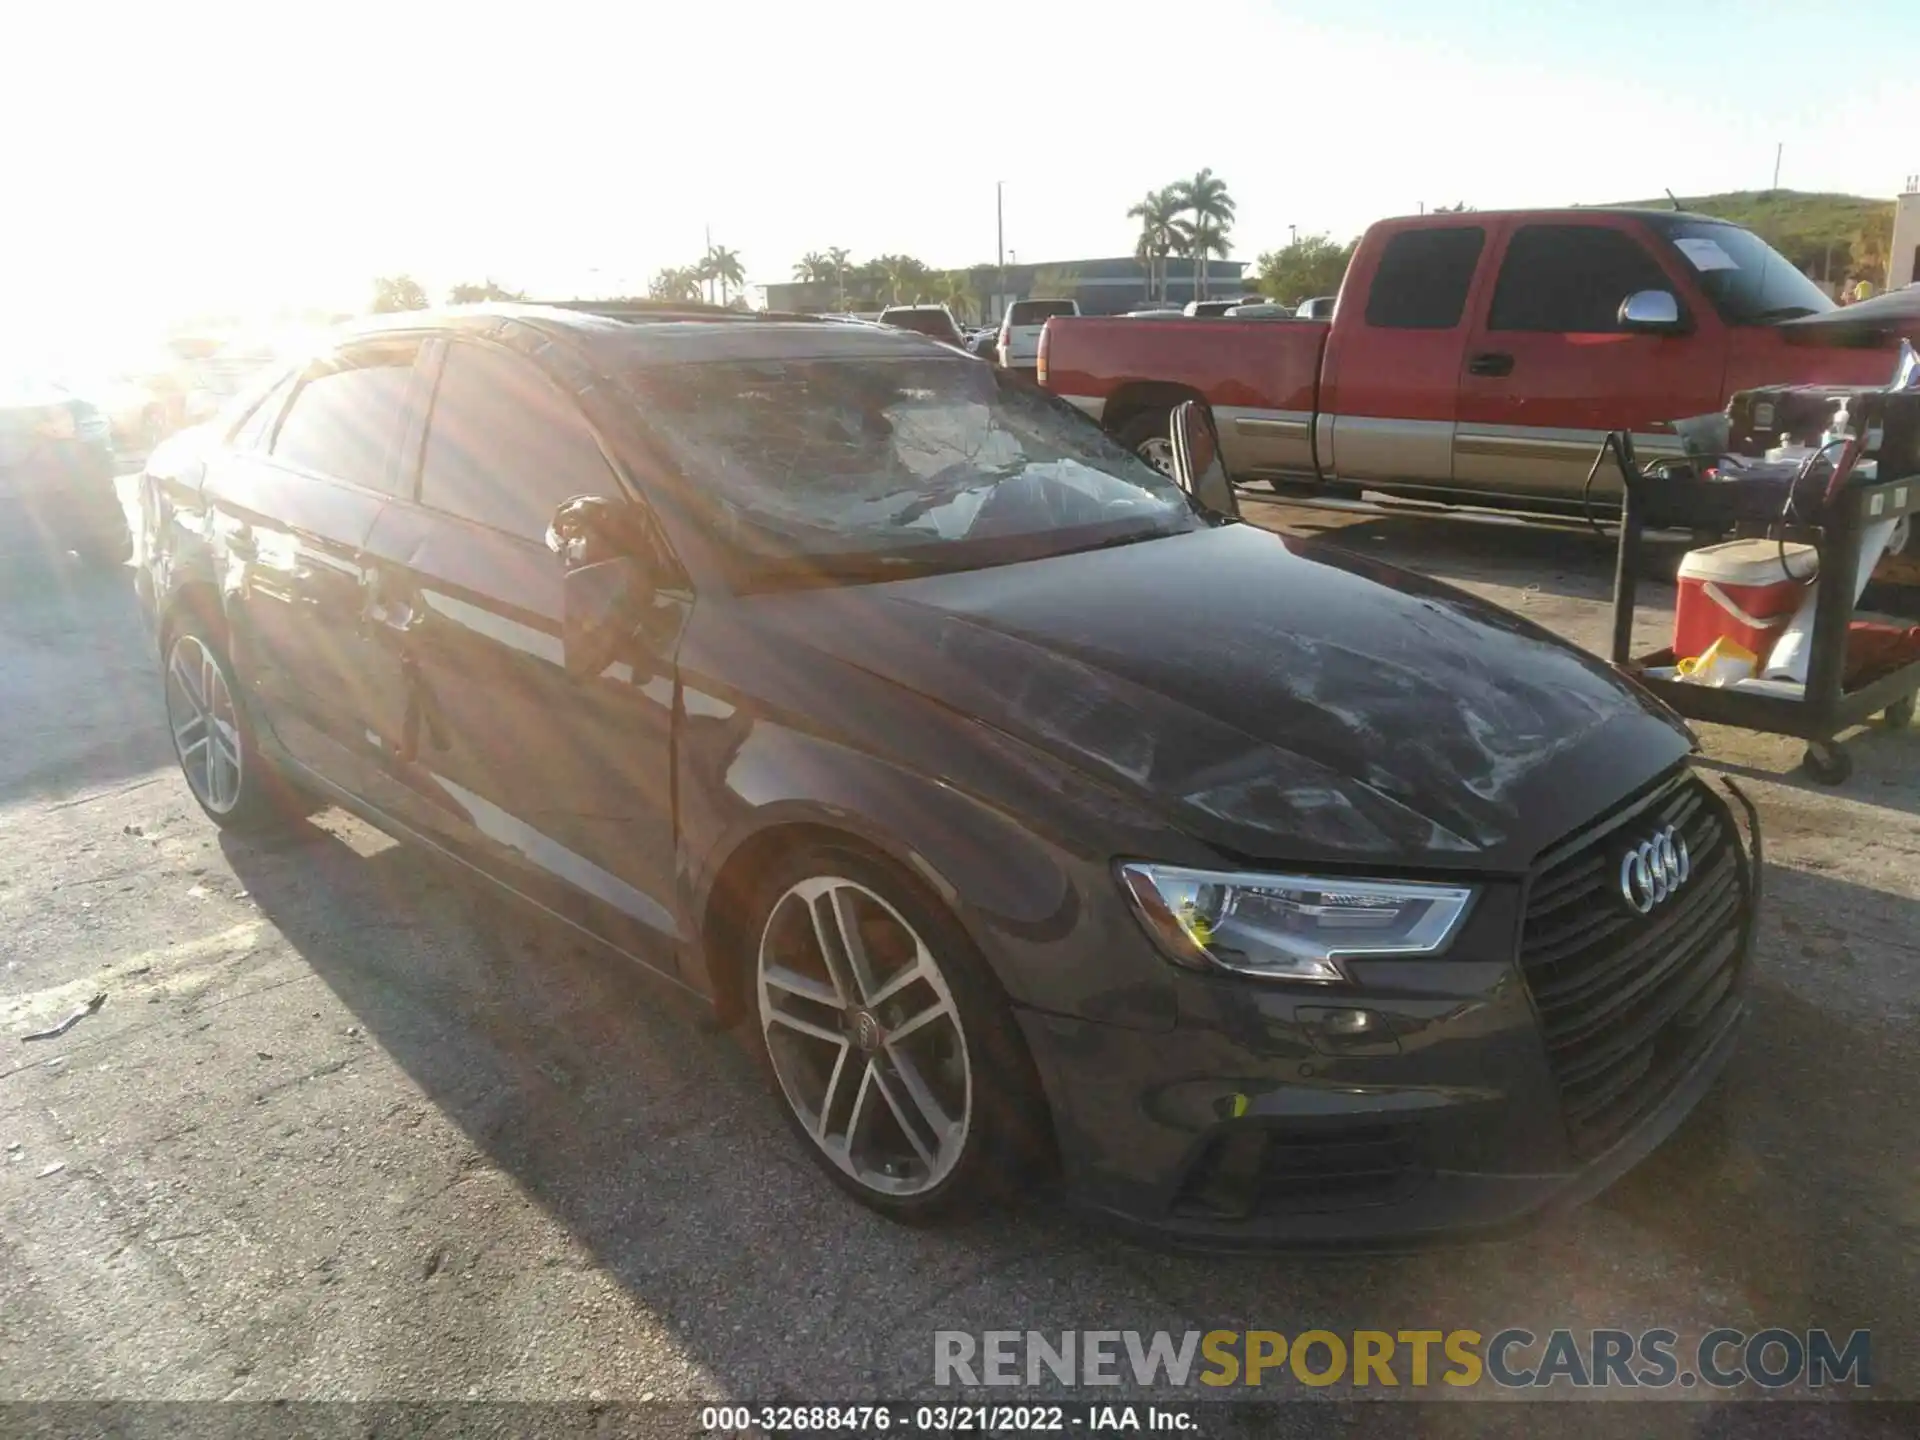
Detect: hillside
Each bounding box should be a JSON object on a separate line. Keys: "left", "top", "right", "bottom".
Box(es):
{"left": 1614, "top": 189, "right": 1894, "bottom": 283}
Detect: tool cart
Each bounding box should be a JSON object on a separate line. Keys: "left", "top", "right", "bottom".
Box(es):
{"left": 1605, "top": 379, "right": 1920, "bottom": 786}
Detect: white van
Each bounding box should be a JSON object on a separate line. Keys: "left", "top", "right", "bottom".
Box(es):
{"left": 996, "top": 298, "right": 1079, "bottom": 371}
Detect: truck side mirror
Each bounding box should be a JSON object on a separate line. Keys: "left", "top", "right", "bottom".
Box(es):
{"left": 546, "top": 495, "right": 654, "bottom": 680}
{"left": 1170, "top": 400, "right": 1239, "bottom": 520}
{"left": 1619, "top": 289, "right": 1684, "bottom": 334}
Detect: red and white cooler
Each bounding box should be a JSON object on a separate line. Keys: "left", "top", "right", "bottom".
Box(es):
{"left": 1673, "top": 539, "right": 1818, "bottom": 663}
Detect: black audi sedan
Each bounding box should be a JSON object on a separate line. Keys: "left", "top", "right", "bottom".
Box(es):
{"left": 137, "top": 306, "right": 1757, "bottom": 1246}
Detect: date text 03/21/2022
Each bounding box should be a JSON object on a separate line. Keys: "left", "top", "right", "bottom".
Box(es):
{"left": 699, "top": 1404, "right": 1192, "bottom": 1432}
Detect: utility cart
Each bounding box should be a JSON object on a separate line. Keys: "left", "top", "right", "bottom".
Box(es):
{"left": 1607, "top": 430, "right": 1920, "bottom": 785}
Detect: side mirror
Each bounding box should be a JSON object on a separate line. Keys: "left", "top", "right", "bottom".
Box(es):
{"left": 1170, "top": 400, "right": 1239, "bottom": 520}
{"left": 546, "top": 496, "right": 651, "bottom": 680}
{"left": 1619, "top": 289, "right": 1684, "bottom": 334}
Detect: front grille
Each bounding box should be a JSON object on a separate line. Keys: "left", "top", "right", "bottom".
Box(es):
{"left": 1171, "top": 1122, "right": 1425, "bottom": 1220}
{"left": 1520, "top": 771, "right": 1749, "bottom": 1160}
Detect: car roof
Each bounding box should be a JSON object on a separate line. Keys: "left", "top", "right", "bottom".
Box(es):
{"left": 325, "top": 304, "right": 961, "bottom": 365}
{"left": 1372, "top": 206, "right": 1729, "bottom": 229}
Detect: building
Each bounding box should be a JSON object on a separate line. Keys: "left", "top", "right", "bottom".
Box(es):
{"left": 761, "top": 255, "right": 1252, "bottom": 320}
{"left": 1892, "top": 175, "right": 1920, "bottom": 290}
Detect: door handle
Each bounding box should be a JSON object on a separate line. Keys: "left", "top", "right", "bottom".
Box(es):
{"left": 1467, "top": 352, "right": 1515, "bottom": 378}
{"left": 362, "top": 568, "right": 423, "bottom": 634}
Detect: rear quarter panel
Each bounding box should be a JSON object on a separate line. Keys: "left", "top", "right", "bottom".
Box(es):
{"left": 1043, "top": 317, "right": 1329, "bottom": 476}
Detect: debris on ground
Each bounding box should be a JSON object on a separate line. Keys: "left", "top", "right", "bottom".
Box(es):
{"left": 22, "top": 993, "right": 106, "bottom": 1043}
{"left": 36, "top": 1163, "right": 65, "bottom": 1179}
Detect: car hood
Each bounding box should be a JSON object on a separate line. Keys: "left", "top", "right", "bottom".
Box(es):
{"left": 747, "top": 524, "right": 1693, "bottom": 871}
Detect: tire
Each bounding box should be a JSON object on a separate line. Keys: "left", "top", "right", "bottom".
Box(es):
{"left": 161, "top": 621, "right": 299, "bottom": 831}
{"left": 741, "top": 841, "right": 1052, "bottom": 1223}
{"left": 1117, "top": 408, "right": 1176, "bottom": 478}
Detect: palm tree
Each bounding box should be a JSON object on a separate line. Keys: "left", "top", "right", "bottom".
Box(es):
{"left": 647, "top": 266, "right": 703, "bottom": 303}
{"left": 1126, "top": 186, "right": 1182, "bottom": 303}
{"left": 1172, "top": 215, "right": 1233, "bottom": 301}
{"left": 1174, "top": 169, "right": 1236, "bottom": 300}
{"left": 793, "top": 251, "right": 833, "bottom": 283}
{"left": 826, "top": 246, "right": 852, "bottom": 308}
{"left": 371, "top": 274, "right": 429, "bottom": 313}
{"left": 446, "top": 277, "right": 524, "bottom": 303}
{"left": 704, "top": 244, "right": 745, "bottom": 305}
{"left": 938, "top": 271, "right": 976, "bottom": 324}
{"left": 877, "top": 254, "right": 930, "bottom": 306}
{"left": 850, "top": 259, "right": 889, "bottom": 308}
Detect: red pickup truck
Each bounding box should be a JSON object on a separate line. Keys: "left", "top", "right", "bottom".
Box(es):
{"left": 1040, "top": 208, "right": 1907, "bottom": 513}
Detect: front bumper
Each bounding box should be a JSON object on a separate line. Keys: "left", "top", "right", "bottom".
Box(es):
{"left": 1016, "top": 774, "right": 1758, "bottom": 1251}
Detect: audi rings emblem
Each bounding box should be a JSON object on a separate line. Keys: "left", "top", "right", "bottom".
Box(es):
{"left": 1617, "top": 825, "right": 1691, "bottom": 915}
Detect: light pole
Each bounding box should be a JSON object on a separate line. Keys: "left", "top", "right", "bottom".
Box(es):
{"left": 996, "top": 181, "right": 1006, "bottom": 320}
{"left": 1289, "top": 224, "right": 1297, "bottom": 246}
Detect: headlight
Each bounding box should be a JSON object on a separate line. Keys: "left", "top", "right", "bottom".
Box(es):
{"left": 1118, "top": 863, "right": 1476, "bottom": 983}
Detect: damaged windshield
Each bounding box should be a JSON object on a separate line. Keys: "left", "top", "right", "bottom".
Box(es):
{"left": 627, "top": 353, "right": 1197, "bottom": 572}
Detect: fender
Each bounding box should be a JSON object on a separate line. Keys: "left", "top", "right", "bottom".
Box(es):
{"left": 677, "top": 705, "right": 1178, "bottom": 1033}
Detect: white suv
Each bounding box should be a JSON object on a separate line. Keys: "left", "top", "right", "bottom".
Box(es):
{"left": 996, "top": 298, "right": 1079, "bottom": 371}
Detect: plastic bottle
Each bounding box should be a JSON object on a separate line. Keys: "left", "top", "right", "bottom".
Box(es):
{"left": 1820, "top": 397, "right": 1852, "bottom": 453}
{"left": 1766, "top": 433, "right": 1813, "bottom": 465}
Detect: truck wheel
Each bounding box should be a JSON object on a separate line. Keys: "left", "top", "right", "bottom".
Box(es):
{"left": 1117, "top": 410, "right": 1176, "bottom": 478}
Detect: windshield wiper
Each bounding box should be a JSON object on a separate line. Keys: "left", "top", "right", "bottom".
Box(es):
{"left": 1751, "top": 305, "right": 1819, "bottom": 322}
{"left": 1046, "top": 523, "right": 1185, "bottom": 558}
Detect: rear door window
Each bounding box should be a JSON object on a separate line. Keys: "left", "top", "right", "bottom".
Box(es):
{"left": 269, "top": 342, "right": 421, "bottom": 491}
{"left": 883, "top": 311, "right": 959, "bottom": 341}
{"left": 417, "top": 341, "right": 619, "bottom": 541}
{"left": 1487, "top": 224, "right": 1675, "bottom": 332}
{"left": 1006, "top": 300, "right": 1076, "bottom": 327}
{"left": 1364, "top": 227, "right": 1486, "bottom": 329}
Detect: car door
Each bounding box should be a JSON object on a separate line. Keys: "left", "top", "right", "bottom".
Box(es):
{"left": 1452, "top": 221, "right": 1725, "bottom": 499}
{"left": 213, "top": 337, "right": 426, "bottom": 795}
{"left": 1318, "top": 224, "right": 1487, "bottom": 485}
{"left": 358, "top": 336, "right": 689, "bottom": 977}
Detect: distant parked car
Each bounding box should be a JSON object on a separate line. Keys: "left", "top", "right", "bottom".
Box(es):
{"left": 878, "top": 305, "right": 965, "bottom": 347}
{"left": 1293, "top": 295, "right": 1337, "bottom": 320}
{"left": 1123, "top": 308, "right": 1188, "bottom": 319}
{"left": 965, "top": 329, "right": 1001, "bottom": 360}
{"left": 1223, "top": 303, "right": 1294, "bottom": 318}
{"left": 0, "top": 374, "right": 131, "bottom": 565}
{"left": 1182, "top": 297, "right": 1265, "bottom": 318}
{"left": 996, "top": 298, "right": 1079, "bottom": 371}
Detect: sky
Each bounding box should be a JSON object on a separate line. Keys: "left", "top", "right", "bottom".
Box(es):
{"left": 5, "top": 0, "right": 1916, "bottom": 367}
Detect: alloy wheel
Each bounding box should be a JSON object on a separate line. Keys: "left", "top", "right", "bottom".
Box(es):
{"left": 757, "top": 875, "right": 973, "bottom": 1197}
{"left": 1138, "top": 435, "right": 1175, "bottom": 477}
{"left": 164, "top": 634, "right": 244, "bottom": 815}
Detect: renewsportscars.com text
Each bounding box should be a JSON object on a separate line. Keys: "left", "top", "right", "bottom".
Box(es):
{"left": 934, "top": 1328, "right": 1871, "bottom": 1391}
